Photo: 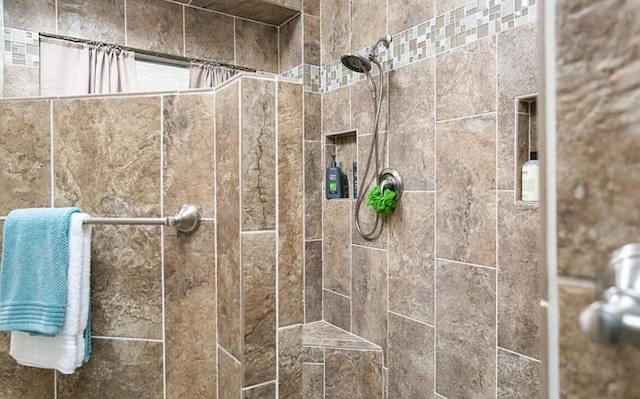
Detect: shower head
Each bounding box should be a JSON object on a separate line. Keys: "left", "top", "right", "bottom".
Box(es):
{"left": 341, "top": 54, "right": 372, "bottom": 73}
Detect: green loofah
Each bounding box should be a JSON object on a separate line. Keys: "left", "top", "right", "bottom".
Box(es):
{"left": 366, "top": 186, "right": 398, "bottom": 216}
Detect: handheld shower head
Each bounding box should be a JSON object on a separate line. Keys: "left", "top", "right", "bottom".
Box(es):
{"left": 341, "top": 54, "right": 372, "bottom": 73}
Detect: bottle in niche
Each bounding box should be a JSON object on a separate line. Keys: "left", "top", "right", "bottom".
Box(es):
{"left": 522, "top": 152, "right": 540, "bottom": 202}
{"left": 326, "top": 155, "right": 345, "bottom": 199}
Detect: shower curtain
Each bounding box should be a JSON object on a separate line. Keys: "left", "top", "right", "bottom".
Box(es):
{"left": 40, "top": 36, "right": 137, "bottom": 96}
{"left": 189, "top": 62, "right": 237, "bottom": 88}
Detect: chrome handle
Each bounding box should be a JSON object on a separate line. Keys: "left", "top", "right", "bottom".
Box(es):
{"left": 580, "top": 243, "right": 640, "bottom": 346}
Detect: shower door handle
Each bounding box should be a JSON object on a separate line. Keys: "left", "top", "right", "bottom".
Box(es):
{"left": 580, "top": 243, "right": 640, "bottom": 346}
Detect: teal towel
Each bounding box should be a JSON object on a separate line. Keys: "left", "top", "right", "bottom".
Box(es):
{"left": 0, "top": 207, "right": 80, "bottom": 335}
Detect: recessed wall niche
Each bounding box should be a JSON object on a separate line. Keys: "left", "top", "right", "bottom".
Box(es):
{"left": 325, "top": 131, "right": 357, "bottom": 200}
{"left": 515, "top": 95, "right": 538, "bottom": 201}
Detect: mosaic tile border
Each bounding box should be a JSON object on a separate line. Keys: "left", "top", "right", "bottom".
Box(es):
{"left": 3, "top": 27, "right": 40, "bottom": 68}
{"left": 281, "top": 63, "right": 321, "bottom": 93}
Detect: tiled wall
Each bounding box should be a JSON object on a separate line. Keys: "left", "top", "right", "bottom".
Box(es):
{"left": 552, "top": 0, "right": 640, "bottom": 397}
{"left": 2, "top": 0, "right": 281, "bottom": 97}
{"left": 317, "top": 0, "right": 541, "bottom": 398}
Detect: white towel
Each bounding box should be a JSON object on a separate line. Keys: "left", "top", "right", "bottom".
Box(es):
{"left": 10, "top": 212, "right": 92, "bottom": 374}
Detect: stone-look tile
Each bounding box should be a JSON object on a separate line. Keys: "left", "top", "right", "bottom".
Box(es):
{"left": 218, "top": 347, "right": 242, "bottom": 399}
{"left": 3, "top": 65, "right": 40, "bottom": 97}
{"left": 57, "top": 340, "right": 163, "bottom": 399}
{"left": 497, "top": 23, "right": 537, "bottom": 190}
{"left": 497, "top": 349, "right": 541, "bottom": 399}
{"left": 163, "top": 93, "right": 215, "bottom": 218}
{"left": 126, "top": 0, "right": 183, "bottom": 56}
{"left": 0, "top": 333, "right": 55, "bottom": 398}
{"left": 235, "top": 20, "right": 279, "bottom": 73}
{"left": 279, "top": 325, "right": 303, "bottom": 398}
{"left": 350, "top": 0, "right": 387, "bottom": 52}
{"left": 4, "top": 0, "right": 55, "bottom": 32}
{"left": 352, "top": 246, "right": 388, "bottom": 355}
{"left": 0, "top": 100, "right": 51, "bottom": 215}
{"left": 335, "top": 134, "right": 358, "bottom": 199}
{"left": 325, "top": 349, "right": 383, "bottom": 399}
{"left": 321, "top": 0, "right": 350, "bottom": 64}
{"left": 164, "top": 223, "right": 216, "bottom": 398}
{"left": 305, "top": 240, "right": 323, "bottom": 323}
{"left": 190, "top": 0, "right": 299, "bottom": 25}
{"left": 388, "top": 313, "right": 434, "bottom": 399}
{"left": 389, "top": 192, "right": 435, "bottom": 324}
{"left": 559, "top": 284, "right": 640, "bottom": 398}
{"left": 304, "top": 142, "right": 323, "bottom": 239}
{"left": 322, "top": 86, "right": 351, "bottom": 134}
{"left": 304, "top": 92, "right": 322, "bottom": 140}
{"left": 216, "top": 82, "right": 242, "bottom": 359}
{"left": 303, "top": 363, "right": 324, "bottom": 399}
{"left": 530, "top": 101, "right": 537, "bottom": 152}
{"left": 323, "top": 200, "right": 351, "bottom": 295}
{"left": 436, "top": 39, "right": 497, "bottom": 120}
{"left": 241, "top": 78, "right": 277, "bottom": 231}
{"left": 436, "top": 114, "right": 496, "bottom": 266}
{"left": 323, "top": 289, "right": 351, "bottom": 332}
{"left": 304, "top": 15, "right": 321, "bottom": 65}
{"left": 278, "top": 82, "right": 304, "bottom": 326}
{"left": 498, "top": 193, "right": 541, "bottom": 358}
{"left": 436, "top": 0, "right": 468, "bottom": 16}
{"left": 436, "top": 261, "right": 496, "bottom": 399}
{"left": 388, "top": 0, "right": 434, "bottom": 33}
{"left": 303, "top": 321, "right": 381, "bottom": 350}
{"left": 243, "top": 383, "right": 276, "bottom": 399}
{"left": 279, "top": 15, "right": 303, "bottom": 73}
{"left": 304, "top": 0, "right": 320, "bottom": 16}
{"left": 351, "top": 75, "right": 389, "bottom": 137}
{"left": 274, "top": 0, "right": 302, "bottom": 9}
{"left": 389, "top": 59, "right": 435, "bottom": 190}
{"left": 556, "top": 1, "right": 640, "bottom": 279}
{"left": 302, "top": 346, "right": 324, "bottom": 363}
{"left": 53, "top": 97, "right": 161, "bottom": 217}
{"left": 57, "top": 0, "right": 125, "bottom": 44}
{"left": 90, "top": 226, "right": 162, "bottom": 339}
{"left": 185, "top": 7, "right": 235, "bottom": 63}
{"left": 242, "top": 232, "right": 277, "bottom": 387}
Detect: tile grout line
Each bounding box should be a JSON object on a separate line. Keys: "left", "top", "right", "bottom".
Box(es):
{"left": 495, "top": 32, "right": 500, "bottom": 399}
{"left": 213, "top": 90, "right": 220, "bottom": 399}
{"left": 238, "top": 78, "right": 244, "bottom": 392}
{"left": 387, "top": 310, "right": 435, "bottom": 329}
{"left": 435, "top": 257, "right": 496, "bottom": 270}
{"left": 161, "top": 0, "right": 280, "bottom": 28}
{"left": 160, "top": 96, "right": 167, "bottom": 399}
{"left": 436, "top": 110, "right": 497, "bottom": 124}
{"left": 274, "top": 78, "right": 280, "bottom": 399}
{"left": 92, "top": 336, "right": 164, "bottom": 343}
{"left": 497, "top": 346, "right": 542, "bottom": 364}
{"left": 432, "top": 3, "right": 438, "bottom": 393}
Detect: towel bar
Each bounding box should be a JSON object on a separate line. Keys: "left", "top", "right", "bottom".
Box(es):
{"left": 0, "top": 204, "right": 201, "bottom": 234}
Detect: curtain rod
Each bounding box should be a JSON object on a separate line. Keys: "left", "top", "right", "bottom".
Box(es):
{"left": 39, "top": 32, "right": 257, "bottom": 73}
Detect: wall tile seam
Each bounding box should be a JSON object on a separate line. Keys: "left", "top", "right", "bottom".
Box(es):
{"left": 242, "top": 379, "right": 277, "bottom": 391}
{"left": 323, "top": 287, "right": 350, "bottom": 299}
{"left": 387, "top": 310, "right": 435, "bottom": 329}
{"left": 218, "top": 343, "right": 242, "bottom": 365}
{"left": 434, "top": 257, "right": 496, "bottom": 270}
{"left": 497, "top": 346, "right": 541, "bottom": 364}
{"left": 435, "top": 110, "right": 498, "bottom": 124}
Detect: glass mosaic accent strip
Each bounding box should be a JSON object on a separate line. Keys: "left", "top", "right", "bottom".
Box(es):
{"left": 321, "top": 0, "right": 536, "bottom": 93}
{"left": 281, "top": 63, "right": 322, "bottom": 93}
{"left": 3, "top": 27, "right": 40, "bottom": 68}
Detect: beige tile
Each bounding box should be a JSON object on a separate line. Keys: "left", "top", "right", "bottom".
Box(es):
{"left": 388, "top": 0, "right": 434, "bottom": 33}
{"left": 0, "top": 99, "right": 51, "bottom": 215}
{"left": 498, "top": 193, "right": 541, "bottom": 359}
{"left": 190, "top": 0, "right": 299, "bottom": 25}
{"left": 304, "top": 15, "right": 321, "bottom": 65}
{"left": 303, "top": 321, "right": 380, "bottom": 351}
{"left": 242, "top": 232, "right": 277, "bottom": 386}
{"left": 436, "top": 114, "right": 496, "bottom": 266}
{"left": 185, "top": 7, "right": 235, "bottom": 63}
{"left": 389, "top": 192, "right": 435, "bottom": 324}
{"left": 302, "top": 345, "right": 324, "bottom": 363}
{"left": 436, "top": 0, "right": 468, "bottom": 16}
{"left": 3, "top": 65, "right": 40, "bottom": 97}
{"left": 279, "top": 14, "right": 303, "bottom": 73}
{"left": 436, "top": 261, "right": 496, "bottom": 399}
{"left": 305, "top": 241, "right": 323, "bottom": 323}
{"left": 352, "top": 246, "right": 388, "bottom": 355}
{"left": 436, "top": 38, "right": 497, "bottom": 120}
{"left": 497, "top": 23, "right": 537, "bottom": 190}
{"left": 559, "top": 284, "right": 640, "bottom": 398}
{"left": 323, "top": 200, "right": 351, "bottom": 295}
{"left": 322, "top": 86, "right": 351, "bottom": 134}
{"left": 215, "top": 81, "right": 242, "bottom": 359}
{"left": 164, "top": 223, "right": 216, "bottom": 398}
{"left": 321, "top": 0, "right": 350, "bottom": 64}
{"left": 53, "top": 96, "right": 161, "bottom": 217}
{"left": 241, "top": 78, "right": 277, "bottom": 231}
{"left": 304, "top": 92, "right": 322, "bottom": 140}
{"left": 516, "top": 111, "right": 530, "bottom": 196}
{"left": 350, "top": 0, "right": 387, "bottom": 52}
{"left": 235, "top": 20, "right": 279, "bottom": 73}
{"left": 304, "top": 0, "right": 320, "bottom": 16}
{"left": 243, "top": 383, "right": 276, "bottom": 399}
{"left": 498, "top": 349, "right": 542, "bottom": 399}
{"left": 126, "top": 0, "right": 183, "bottom": 55}
{"left": 389, "top": 59, "right": 436, "bottom": 190}
{"left": 163, "top": 93, "right": 215, "bottom": 218}
{"left": 304, "top": 141, "right": 323, "bottom": 239}
{"left": 323, "top": 289, "right": 351, "bottom": 332}
{"left": 274, "top": 0, "right": 302, "bottom": 9}
{"left": 303, "top": 363, "right": 324, "bottom": 399}
{"left": 325, "top": 349, "right": 383, "bottom": 399}
{"left": 278, "top": 82, "right": 304, "bottom": 327}
{"left": 388, "top": 313, "right": 434, "bottom": 399}
{"left": 0, "top": 333, "right": 54, "bottom": 398}
{"left": 4, "top": 0, "right": 55, "bottom": 32}
{"left": 218, "top": 347, "right": 242, "bottom": 399}
{"left": 57, "top": 0, "right": 125, "bottom": 44}
{"left": 351, "top": 74, "right": 388, "bottom": 137}
{"left": 279, "top": 325, "right": 303, "bottom": 398}
{"left": 57, "top": 340, "right": 163, "bottom": 399}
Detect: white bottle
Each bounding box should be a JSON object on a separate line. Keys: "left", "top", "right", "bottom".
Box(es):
{"left": 522, "top": 152, "right": 540, "bottom": 202}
